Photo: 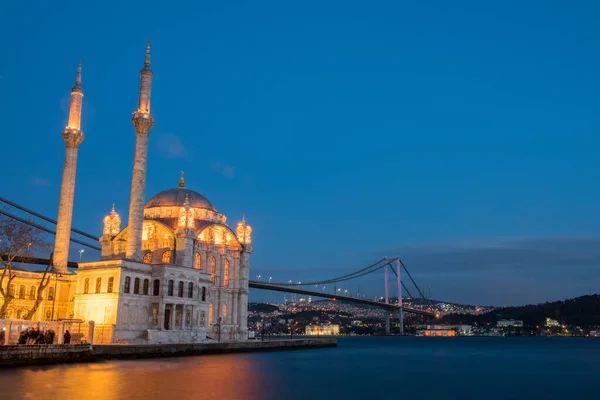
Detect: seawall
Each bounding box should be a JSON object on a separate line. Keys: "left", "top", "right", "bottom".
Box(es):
{"left": 0, "top": 339, "right": 337, "bottom": 368}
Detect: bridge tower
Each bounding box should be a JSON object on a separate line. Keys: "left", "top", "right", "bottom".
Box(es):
{"left": 53, "top": 61, "right": 84, "bottom": 274}
{"left": 126, "top": 40, "right": 155, "bottom": 261}
{"left": 384, "top": 257, "right": 404, "bottom": 335}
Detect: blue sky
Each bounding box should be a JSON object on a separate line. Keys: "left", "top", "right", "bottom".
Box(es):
{"left": 1, "top": 0, "right": 600, "bottom": 306}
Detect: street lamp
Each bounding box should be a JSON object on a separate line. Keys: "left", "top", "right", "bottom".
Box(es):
{"left": 257, "top": 275, "right": 261, "bottom": 281}
{"left": 268, "top": 277, "right": 272, "bottom": 283}
{"left": 79, "top": 249, "right": 84, "bottom": 261}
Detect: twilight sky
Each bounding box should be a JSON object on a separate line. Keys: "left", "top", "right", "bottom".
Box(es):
{"left": 1, "top": 0, "right": 600, "bottom": 306}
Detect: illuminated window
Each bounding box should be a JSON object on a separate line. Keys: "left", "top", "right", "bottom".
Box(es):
{"left": 134, "top": 278, "right": 140, "bottom": 294}
{"left": 210, "top": 257, "right": 216, "bottom": 284}
{"left": 195, "top": 253, "right": 201, "bottom": 270}
{"left": 208, "top": 303, "right": 214, "bottom": 326}
{"left": 188, "top": 282, "right": 193, "bottom": 298}
{"left": 95, "top": 277, "right": 102, "bottom": 293}
{"left": 201, "top": 287, "right": 206, "bottom": 301}
{"left": 48, "top": 287, "right": 55, "bottom": 301}
{"left": 124, "top": 276, "right": 131, "bottom": 293}
{"left": 143, "top": 252, "right": 152, "bottom": 264}
{"left": 18, "top": 285, "right": 26, "bottom": 299}
{"left": 28, "top": 286, "right": 36, "bottom": 300}
{"left": 83, "top": 279, "right": 89, "bottom": 294}
{"left": 162, "top": 250, "right": 171, "bottom": 263}
{"left": 224, "top": 260, "right": 230, "bottom": 288}
{"left": 107, "top": 277, "right": 114, "bottom": 293}
{"left": 153, "top": 279, "right": 160, "bottom": 296}
{"left": 178, "top": 281, "right": 184, "bottom": 297}
{"left": 167, "top": 280, "right": 174, "bottom": 296}
{"left": 143, "top": 279, "right": 149, "bottom": 295}
{"left": 222, "top": 303, "right": 227, "bottom": 322}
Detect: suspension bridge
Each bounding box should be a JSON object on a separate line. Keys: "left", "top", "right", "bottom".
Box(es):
{"left": 0, "top": 196, "right": 437, "bottom": 331}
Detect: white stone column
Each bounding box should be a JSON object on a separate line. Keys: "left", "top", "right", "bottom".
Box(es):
{"left": 4, "top": 321, "right": 11, "bottom": 345}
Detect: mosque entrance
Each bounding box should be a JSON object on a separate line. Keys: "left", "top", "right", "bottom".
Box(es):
{"left": 164, "top": 309, "right": 171, "bottom": 330}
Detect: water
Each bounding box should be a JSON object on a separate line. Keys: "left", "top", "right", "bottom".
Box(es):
{"left": 1, "top": 337, "right": 599, "bottom": 399}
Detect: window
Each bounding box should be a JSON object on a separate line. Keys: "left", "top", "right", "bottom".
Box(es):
{"left": 152, "top": 305, "right": 159, "bottom": 324}
{"left": 222, "top": 303, "right": 227, "bottom": 322}
{"left": 178, "top": 281, "right": 184, "bottom": 297}
{"left": 107, "top": 277, "right": 114, "bottom": 293}
{"left": 124, "top": 276, "right": 131, "bottom": 293}
{"left": 143, "top": 279, "right": 149, "bottom": 295}
{"left": 134, "top": 278, "right": 140, "bottom": 294}
{"left": 28, "top": 286, "right": 36, "bottom": 300}
{"left": 224, "top": 260, "right": 230, "bottom": 288}
{"left": 208, "top": 303, "right": 214, "bottom": 326}
{"left": 45, "top": 310, "right": 52, "bottom": 321}
{"left": 200, "top": 311, "right": 206, "bottom": 327}
{"left": 162, "top": 250, "right": 171, "bottom": 263}
{"left": 95, "top": 277, "right": 102, "bottom": 293}
{"left": 210, "top": 256, "right": 216, "bottom": 284}
{"left": 195, "top": 253, "right": 201, "bottom": 270}
{"left": 201, "top": 287, "right": 206, "bottom": 301}
{"left": 167, "top": 280, "right": 174, "bottom": 296}
{"left": 143, "top": 252, "right": 152, "bottom": 264}
{"left": 18, "top": 285, "right": 26, "bottom": 299}
{"left": 188, "top": 282, "right": 194, "bottom": 298}
{"left": 185, "top": 310, "right": 191, "bottom": 327}
{"left": 83, "top": 279, "right": 89, "bottom": 294}
{"left": 153, "top": 279, "right": 160, "bottom": 296}
{"left": 48, "top": 287, "right": 55, "bottom": 301}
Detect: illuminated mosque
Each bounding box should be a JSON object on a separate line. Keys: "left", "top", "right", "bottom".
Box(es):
{"left": 3, "top": 41, "right": 252, "bottom": 343}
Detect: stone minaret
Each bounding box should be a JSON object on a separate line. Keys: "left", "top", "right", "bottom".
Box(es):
{"left": 126, "top": 40, "right": 154, "bottom": 261}
{"left": 53, "top": 61, "right": 84, "bottom": 273}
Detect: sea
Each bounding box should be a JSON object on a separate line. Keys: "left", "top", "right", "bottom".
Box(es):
{"left": 1, "top": 337, "right": 599, "bottom": 400}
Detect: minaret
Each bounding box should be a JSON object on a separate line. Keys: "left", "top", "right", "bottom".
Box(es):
{"left": 126, "top": 40, "right": 155, "bottom": 261}
{"left": 53, "top": 61, "right": 84, "bottom": 273}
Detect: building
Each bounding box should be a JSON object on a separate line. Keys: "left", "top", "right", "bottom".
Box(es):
{"left": 305, "top": 324, "right": 340, "bottom": 336}
{"left": 416, "top": 324, "right": 472, "bottom": 337}
{"left": 0, "top": 41, "right": 253, "bottom": 344}
{"left": 497, "top": 319, "right": 523, "bottom": 328}
{"left": 545, "top": 318, "right": 560, "bottom": 327}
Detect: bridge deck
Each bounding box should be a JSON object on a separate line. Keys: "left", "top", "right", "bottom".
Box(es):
{"left": 249, "top": 281, "right": 435, "bottom": 317}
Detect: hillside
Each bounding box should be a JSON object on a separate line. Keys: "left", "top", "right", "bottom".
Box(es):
{"left": 441, "top": 294, "right": 600, "bottom": 328}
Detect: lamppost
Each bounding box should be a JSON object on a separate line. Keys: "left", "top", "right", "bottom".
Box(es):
{"left": 256, "top": 275, "right": 261, "bottom": 281}
{"left": 78, "top": 249, "right": 84, "bottom": 262}
{"left": 268, "top": 277, "right": 272, "bottom": 283}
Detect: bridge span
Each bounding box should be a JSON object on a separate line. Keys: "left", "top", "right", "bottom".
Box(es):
{"left": 249, "top": 281, "right": 436, "bottom": 318}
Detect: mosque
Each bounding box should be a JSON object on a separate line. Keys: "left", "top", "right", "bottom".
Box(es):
{"left": 1, "top": 41, "right": 252, "bottom": 343}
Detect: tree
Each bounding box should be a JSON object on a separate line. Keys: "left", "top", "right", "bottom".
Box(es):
{"left": 0, "top": 210, "right": 52, "bottom": 319}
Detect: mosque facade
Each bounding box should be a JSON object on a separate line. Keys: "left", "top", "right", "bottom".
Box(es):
{"left": 1, "top": 41, "right": 252, "bottom": 344}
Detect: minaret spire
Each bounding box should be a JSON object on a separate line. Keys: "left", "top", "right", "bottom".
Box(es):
{"left": 179, "top": 170, "right": 185, "bottom": 187}
{"left": 54, "top": 60, "right": 85, "bottom": 273}
{"left": 126, "top": 41, "right": 155, "bottom": 261}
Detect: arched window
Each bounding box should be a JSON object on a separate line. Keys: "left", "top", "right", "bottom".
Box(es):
{"left": 162, "top": 250, "right": 171, "bottom": 263}
{"left": 95, "top": 277, "right": 102, "bottom": 293}
{"left": 107, "top": 277, "right": 114, "bottom": 293}
{"left": 143, "top": 279, "right": 149, "bottom": 295}
{"left": 167, "top": 280, "right": 174, "bottom": 296}
{"left": 224, "top": 260, "right": 230, "bottom": 288}
{"left": 28, "top": 286, "right": 36, "bottom": 300}
{"left": 48, "top": 287, "right": 55, "bottom": 301}
{"left": 178, "top": 281, "right": 184, "bottom": 297}
{"left": 83, "top": 279, "right": 89, "bottom": 294}
{"left": 222, "top": 303, "right": 228, "bottom": 322}
{"left": 201, "top": 287, "right": 206, "bottom": 301}
{"left": 124, "top": 276, "right": 131, "bottom": 293}
{"left": 153, "top": 279, "right": 160, "bottom": 296}
{"left": 195, "top": 253, "right": 201, "bottom": 270}
{"left": 188, "top": 282, "right": 193, "bottom": 298}
{"left": 134, "top": 277, "right": 141, "bottom": 294}
{"left": 18, "top": 285, "right": 26, "bottom": 299}
{"left": 143, "top": 252, "right": 152, "bottom": 264}
{"left": 210, "top": 256, "right": 216, "bottom": 284}
{"left": 208, "top": 303, "right": 214, "bottom": 326}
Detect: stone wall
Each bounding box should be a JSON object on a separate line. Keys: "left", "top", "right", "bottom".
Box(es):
{"left": 0, "top": 344, "right": 92, "bottom": 366}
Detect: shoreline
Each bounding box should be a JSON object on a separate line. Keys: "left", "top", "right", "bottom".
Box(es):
{"left": 0, "top": 338, "right": 337, "bottom": 368}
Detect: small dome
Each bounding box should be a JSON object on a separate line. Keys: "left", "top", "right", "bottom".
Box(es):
{"left": 145, "top": 187, "right": 216, "bottom": 210}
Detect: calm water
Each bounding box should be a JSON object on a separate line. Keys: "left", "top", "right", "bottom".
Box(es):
{"left": 1, "top": 337, "right": 599, "bottom": 399}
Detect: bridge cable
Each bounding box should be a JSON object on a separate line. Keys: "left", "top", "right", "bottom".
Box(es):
{"left": 398, "top": 257, "right": 426, "bottom": 299}
{"left": 388, "top": 264, "right": 414, "bottom": 298}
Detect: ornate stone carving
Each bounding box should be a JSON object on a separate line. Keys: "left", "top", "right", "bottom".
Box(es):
{"left": 236, "top": 216, "right": 252, "bottom": 245}
{"left": 62, "top": 128, "right": 84, "bottom": 148}
{"left": 103, "top": 204, "right": 121, "bottom": 236}
{"left": 132, "top": 112, "right": 154, "bottom": 134}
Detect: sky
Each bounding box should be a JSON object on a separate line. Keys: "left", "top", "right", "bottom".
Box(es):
{"left": 1, "top": 0, "right": 600, "bottom": 306}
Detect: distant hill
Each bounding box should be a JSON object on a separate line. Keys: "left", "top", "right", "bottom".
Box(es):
{"left": 249, "top": 303, "right": 279, "bottom": 313}
{"left": 441, "top": 294, "right": 600, "bottom": 328}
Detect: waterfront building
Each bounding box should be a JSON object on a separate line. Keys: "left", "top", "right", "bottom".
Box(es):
{"left": 1, "top": 42, "right": 252, "bottom": 344}
{"left": 497, "top": 319, "right": 523, "bottom": 327}
{"left": 416, "top": 324, "right": 472, "bottom": 336}
{"left": 305, "top": 324, "right": 340, "bottom": 335}
{"left": 545, "top": 318, "right": 560, "bottom": 327}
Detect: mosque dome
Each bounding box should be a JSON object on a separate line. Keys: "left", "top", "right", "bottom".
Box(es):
{"left": 145, "top": 187, "right": 216, "bottom": 210}
{"left": 144, "top": 172, "right": 216, "bottom": 211}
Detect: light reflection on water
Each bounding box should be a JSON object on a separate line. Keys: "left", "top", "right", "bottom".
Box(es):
{"left": 2, "top": 337, "right": 600, "bottom": 399}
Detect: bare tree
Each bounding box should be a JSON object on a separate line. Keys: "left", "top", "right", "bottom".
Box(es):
{"left": 0, "top": 210, "right": 51, "bottom": 319}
